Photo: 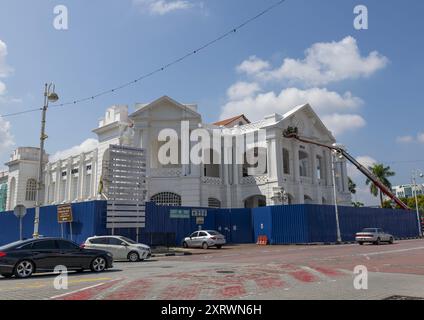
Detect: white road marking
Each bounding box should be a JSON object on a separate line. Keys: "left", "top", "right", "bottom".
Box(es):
{"left": 49, "top": 282, "right": 106, "bottom": 300}
{"left": 360, "top": 246, "right": 424, "bottom": 257}
{"left": 48, "top": 278, "right": 122, "bottom": 300}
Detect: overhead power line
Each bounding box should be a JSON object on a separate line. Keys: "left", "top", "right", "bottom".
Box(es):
{"left": 0, "top": 0, "right": 287, "bottom": 119}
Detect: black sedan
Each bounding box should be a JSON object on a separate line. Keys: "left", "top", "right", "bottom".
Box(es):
{"left": 0, "top": 237, "right": 113, "bottom": 279}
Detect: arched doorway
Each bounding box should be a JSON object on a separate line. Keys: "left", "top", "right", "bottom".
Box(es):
{"left": 304, "top": 195, "right": 314, "bottom": 204}
{"left": 244, "top": 195, "right": 266, "bottom": 208}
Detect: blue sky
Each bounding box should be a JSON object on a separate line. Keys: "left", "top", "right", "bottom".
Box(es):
{"left": 0, "top": 0, "right": 423, "bottom": 205}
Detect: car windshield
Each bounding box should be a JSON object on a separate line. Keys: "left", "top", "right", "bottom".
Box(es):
{"left": 362, "top": 228, "right": 377, "bottom": 233}
{"left": 0, "top": 240, "right": 28, "bottom": 251}
{"left": 119, "top": 237, "right": 137, "bottom": 244}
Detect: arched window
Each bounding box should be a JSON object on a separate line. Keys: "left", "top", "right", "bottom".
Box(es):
{"left": 283, "top": 148, "right": 290, "bottom": 175}
{"left": 208, "top": 198, "right": 221, "bottom": 208}
{"left": 25, "top": 178, "right": 37, "bottom": 201}
{"left": 299, "top": 151, "right": 309, "bottom": 177}
{"left": 316, "top": 155, "right": 324, "bottom": 180}
{"left": 151, "top": 192, "right": 181, "bottom": 206}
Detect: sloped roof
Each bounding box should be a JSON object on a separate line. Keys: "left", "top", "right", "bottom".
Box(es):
{"left": 130, "top": 95, "right": 201, "bottom": 118}
{"left": 213, "top": 114, "right": 251, "bottom": 127}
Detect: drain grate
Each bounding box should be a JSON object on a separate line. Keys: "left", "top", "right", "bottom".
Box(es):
{"left": 384, "top": 295, "right": 424, "bottom": 300}
{"left": 216, "top": 270, "right": 235, "bottom": 274}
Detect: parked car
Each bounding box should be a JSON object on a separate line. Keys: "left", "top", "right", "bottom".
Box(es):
{"left": 355, "top": 228, "right": 394, "bottom": 245}
{"left": 0, "top": 237, "right": 113, "bottom": 279}
{"left": 182, "top": 230, "right": 226, "bottom": 249}
{"left": 83, "top": 236, "right": 151, "bottom": 262}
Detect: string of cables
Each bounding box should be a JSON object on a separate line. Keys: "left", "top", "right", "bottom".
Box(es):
{"left": 0, "top": 0, "right": 287, "bottom": 119}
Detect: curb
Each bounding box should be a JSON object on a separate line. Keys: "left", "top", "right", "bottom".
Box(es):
{"left": 152, "top": 252, "right": 193, "bottom": 257}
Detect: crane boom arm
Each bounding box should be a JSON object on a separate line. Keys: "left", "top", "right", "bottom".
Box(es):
{"left": 283, "top": 129, "right": 410, "bottom": 210}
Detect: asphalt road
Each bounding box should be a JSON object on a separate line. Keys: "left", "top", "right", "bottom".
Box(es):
{"left": 1, "top": 239, "right": 424, "bottom": 300}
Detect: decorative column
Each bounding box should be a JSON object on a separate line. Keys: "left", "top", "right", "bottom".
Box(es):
{"left": 275, "top": 137, "right": 283, "bottom": 184}
{"left": 55, "top": 162, "right": 61, "bottom": 203}
{"left": 65, "top": 159, "right": 72, "bottom": 202}
{"left": 78, "top": 154, "right": 85, "bottom": 201}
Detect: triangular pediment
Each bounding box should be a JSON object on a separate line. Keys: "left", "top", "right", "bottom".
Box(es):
{"left": 129, "top": 96, "right": 201, "bottom": 120}
{"left": 280, "top": 104, "right": 336, "bottom": 143}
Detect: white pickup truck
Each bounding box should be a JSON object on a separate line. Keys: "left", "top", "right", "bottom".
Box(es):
{"left": 355, "top": 228, "right": 394, "bottom": 245}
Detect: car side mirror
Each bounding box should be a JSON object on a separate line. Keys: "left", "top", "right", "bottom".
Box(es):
{"left": 121, "top": 242, "right": 128, "bottom": 246}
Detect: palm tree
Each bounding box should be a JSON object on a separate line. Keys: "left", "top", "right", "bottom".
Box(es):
{"left": 348, "top": 177, "right": 357, "bottom": 195}
{"left": 365, "top": 164, "right": 395, "bottom": 207}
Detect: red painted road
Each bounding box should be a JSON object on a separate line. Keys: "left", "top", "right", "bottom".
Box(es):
{"left": 51, "top": 239, "right": 424, "bottom": 300}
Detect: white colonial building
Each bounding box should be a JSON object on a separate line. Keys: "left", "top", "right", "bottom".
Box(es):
{"left": 2, "top": 96, "right": 351, "bottom": 211}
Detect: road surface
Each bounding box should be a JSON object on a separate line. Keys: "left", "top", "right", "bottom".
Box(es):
{"left": 1, "top": 239, "right": 423, "bottom": 300}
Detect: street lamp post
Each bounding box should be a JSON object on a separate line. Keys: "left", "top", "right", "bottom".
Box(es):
{"left": 33, "top": 83, "right": 59, "bottom": 238}
{"left": 331, "top": 152, "right": 342, "bottom": 243}
{"left": 412, "top": 170, "right": 423, "bottom": 238}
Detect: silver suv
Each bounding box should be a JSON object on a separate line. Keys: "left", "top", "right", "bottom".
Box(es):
{"left": 355, "top": 228, "right": 394, "bottom": 245}
{"left": 83, "top": 236, "right": 151, "bottom": 262}
{"left": 183, "top": 230, "right": 226, "bottom": 249}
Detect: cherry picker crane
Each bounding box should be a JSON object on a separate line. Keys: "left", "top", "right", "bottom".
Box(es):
{"left": 283, "top": 127, "right": 410, "bottom": 210}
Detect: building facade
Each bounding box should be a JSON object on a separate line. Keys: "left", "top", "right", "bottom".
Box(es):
{"left": 391, "top": 184, "right": 424, "bottom": 199}
{"left": 2, "top": 96, "right": 351, "bottom": 211}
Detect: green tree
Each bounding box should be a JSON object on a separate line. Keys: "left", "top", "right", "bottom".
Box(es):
{"left": 352, "top": 201, "right": 364, "bottom": 208}
{"left": 348, "top": 177, "right": 357, "bottom": 195}
{"left": 365, "top": 164, "right": 395, "bottom": 208}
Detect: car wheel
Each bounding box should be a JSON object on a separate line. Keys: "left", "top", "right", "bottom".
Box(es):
{"left": 183, "top": 241, "right": 188, "bottom": 248}
{"left": 358, "top": 242, "right": 364, "bottom": 245}
{"left": 128, "top": 251, "right": 140, "bottom": 262}
{"left": 14, "top": 260, "right": 34, "bottom": 279}
{"left": 389, "top": 237, "right": 394, "bottom": 244}
{"left": 202, "top": 242, "right": 209, "bottom": 250}
{"left": 90, "top": 257, "right": 107, "bottom": 272}
{"left": 1, "top": 273, "right": 13, "bottom": 278}
{"left": 375, "top": 238, "right": 381, "bottom": 245}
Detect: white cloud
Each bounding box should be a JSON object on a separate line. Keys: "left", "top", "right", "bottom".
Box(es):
{"left": 236, "top": 56, "right": 270, "bottom": 75}
{"left": 0, "top": 117, "right": 14, "bottom": 154}
{"left": 226, "top": 82, "right": 261, "bottom": 100}
{"left": 133, "top": 0, "right": 193, "bottom": 15}
{"left": 321, "top": 114, "right": 366, "bottom": 136}
{"left": 0, "top": 40, "right": 12, "bottom": 78}
{"left": 396, "top": 135, "right": 414, "bottom": 144}
{"left": 221, "top": 87, "right": 364, "bottom": 135}
{"left": 50, "top": 139, "right": 99, "bottom": 162}
{"left": 239, "top": 36, "right": 388, "bottom": 86}
{"left": 395, "top": 133, "right": 424, "bottom": 144}
{"left": 0, "top": 82, "right": 5, "bottom": 95}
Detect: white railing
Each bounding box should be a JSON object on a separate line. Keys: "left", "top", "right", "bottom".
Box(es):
{"left": 240, "top": 175, "right": 268, "bottom": 185}
{"left": 202, "top": 176, "right": 222, "bottom": 185}
{"left": 150, "top": 167, "right": 182, "bottom": 177}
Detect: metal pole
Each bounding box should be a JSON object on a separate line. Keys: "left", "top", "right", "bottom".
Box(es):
{"left": 19, "top": 216, "right": 23, "bottom": 241}
{"left": 33, "top": 84, "right": 49, "bottom": 238}
{"left": 412, "top": 174, "right": 423, "bottom": 237}
{"left": 331, "top": 153, "right": 342, "bottom": 243}
{"left": 69, "top": 222, "right": 73, "bottom": 241}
